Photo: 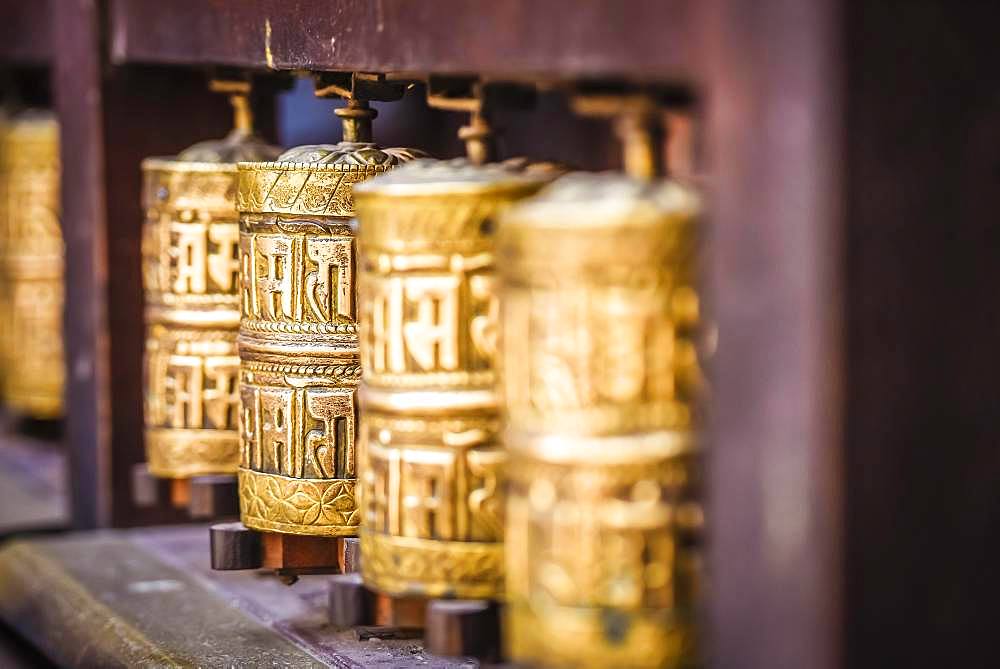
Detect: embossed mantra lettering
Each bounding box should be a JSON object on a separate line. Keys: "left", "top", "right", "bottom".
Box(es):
{"left": 145, "top": 220, "right": 243, "bottom": 437}
{"left": 241, "top": 234, "right": 354, "bottom": 323}
{"left": 142, "top": 161, "right": 247, "bottom": 478}
{"left": 240, "top": 384, "right": 355, "bottom": 479}
{"left": 354, "top": 161, "right": 553, "bottom": 600}
{"left": 366, "top": 256, "right": 495, "bottom": 375}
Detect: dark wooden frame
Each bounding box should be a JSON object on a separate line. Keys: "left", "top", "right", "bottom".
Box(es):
{"left": 107, "top": 0, "right": 700, "bottom": 80}
{"left": 703, "top": 1, "right": 842, "bottom": 667}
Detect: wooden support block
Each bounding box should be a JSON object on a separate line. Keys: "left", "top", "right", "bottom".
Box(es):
{"left": 210, "top": 527, "right": 351, "bottom": 581}
{"left": 210, "top": 522, "right": 262, "bottom": 570}
{"left": 261, "top": 533, "right": 343, "bottom": 573}
{"left": 329, "top": 539, "right": 423, "bottom": 635}
{"left": 131, "top": 463, "right": 159, "bottom": 508}
{"left": 188, "top": 475, "right": 239, "bottom": 520}
{"left": 342, "top": 537, "right": 360, "bottom": 574}
{"left": 424, "top": 599, "right": 501, "bottom": 661}
{"left": 169, "top": 477, "right": 191, "bottom": 509}
{"left": 328, "top": 573, "right": 375, "bottom": 628}
{"left": 373, "top": 593, "right": 427, "bottom": 629}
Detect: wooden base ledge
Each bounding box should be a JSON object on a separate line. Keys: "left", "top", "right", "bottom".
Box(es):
{"left": 210, "top": 524, "right": 357, "bottom": 582}
{"left": 0, "top": 526, "right": 470, "bottom": 667}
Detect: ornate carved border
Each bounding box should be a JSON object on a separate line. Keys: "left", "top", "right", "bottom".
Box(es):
{"left": 360, "top": 530, "right": 504, "bottom": 599}
{"left": 238, "top": 468, "right": 359, "bottom": 536}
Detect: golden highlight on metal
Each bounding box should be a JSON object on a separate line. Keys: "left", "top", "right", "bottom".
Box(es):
{"left": 0, "top": 112, "right": 64, "bottom": 419}
{"left": 141, "top": 116, "right": 281, "bottom": 479}
{"left": 236, "top": 129, "right": 424, "bottom": 536}
{"left": 498, "top": 173, "right": 704, "bottom": 668}
{"left": 353, "top": 159, "right": 555, "bottom": 599}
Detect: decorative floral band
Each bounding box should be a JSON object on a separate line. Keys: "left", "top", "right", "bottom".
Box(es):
{"left": 238, "top": 469, "right": 359, "bottom": 537}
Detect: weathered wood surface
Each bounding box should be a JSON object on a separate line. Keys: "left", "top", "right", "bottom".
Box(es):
{"left": 0, "top": 526, "right": 476, "bottom": 667}
{"left": 0, "top": 421, "right": 67, "bottom": 536}
{"left": 108, "top": 0, "right": 699, "bottom": 80}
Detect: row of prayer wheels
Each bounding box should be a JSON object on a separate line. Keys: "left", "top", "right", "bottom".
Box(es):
{"left": 153, "top": 77, "right": 702, "bottom": 667}
{"left": 1, "top": 74, "right": 702, "bottom": 667}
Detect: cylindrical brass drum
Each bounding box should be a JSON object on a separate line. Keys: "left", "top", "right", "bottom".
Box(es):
{"left": 141, "top": 132, "right": 281, "bottom": 478}
{"left": 0, "top": 110, "right": 9, "bottom": 398}
{"left": 498, "top": 174, "right": 703, "bottom": 668}
{"left": 353, "top": 159, "right": 553, "bottom": 599}
{"left": 236, "top": 142, "right": 422, "bottom": 536}
{"left": 1, "top": 112, "right": 63, "bottom": 419}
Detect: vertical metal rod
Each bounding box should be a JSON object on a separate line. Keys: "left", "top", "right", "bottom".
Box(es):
{"left": 335, "top": 99, "right": 376, "bottom": 143}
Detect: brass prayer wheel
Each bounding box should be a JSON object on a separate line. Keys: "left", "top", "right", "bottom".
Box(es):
{"left": 354, "top": 158, "right": 553, "bottom": 599}
{"left": 236, "top": 101, "right": 424, "bottom": 537}
{"left": 1, "top": 111, "right": 64, "bottom": 419}
{"left": 499, "top": 173, "right": 703, "bottom": 668}
{"left": 141, "top": 88, "right": 281, "bottom": 479}
{"left": 0, "top": 110, "right": 9, "bottom": 399}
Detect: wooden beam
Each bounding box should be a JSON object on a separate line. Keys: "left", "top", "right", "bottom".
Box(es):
{"left": 108, "top": 0, "right": 699, "bottom": 80}
{"left": 703, "top": 0, "right": 843, "bottom": 667}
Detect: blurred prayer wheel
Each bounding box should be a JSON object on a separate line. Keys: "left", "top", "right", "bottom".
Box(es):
{"left": 236, "top": 97, "right": 424, "bottom": 537}
{"left": 0, "top": 110, "right": 9, "bottom": 399}
{"left": 498, "top": 173, "right": 703, "bottom": 668}
{"left": 353, "top": 158, "right": 553, "bottom": 599}
{"left": 1, "top": 111, "right": 64, "bottom": 419}
{"left": 141, "top": 84, "right": 281, "bottom": 479}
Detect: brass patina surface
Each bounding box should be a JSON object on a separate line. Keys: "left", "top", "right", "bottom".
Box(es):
{"left": 0, "top": 112, "right": 63, "bottom": 419}
{"left": 353, "top": 159, "right": 553, "bottom": 599}
{"left": 498, "top": 173, "right": 703, "bottom": 668}
{"left": 236, "top": 141, "right": 423, "bottom": 537}
{"left": 141, "top": 129, "right": 281, "bottom": 479}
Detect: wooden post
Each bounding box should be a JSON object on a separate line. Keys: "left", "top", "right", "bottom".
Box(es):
{"left": 54, "top": 0, "right": 234, "bottom": 528}
{"left": 702, "top": 1, "right": 843, "bottom": 668}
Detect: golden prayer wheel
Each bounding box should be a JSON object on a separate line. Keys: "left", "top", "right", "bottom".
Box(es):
{"left": 353, "top": 158, "right": 554, "bottom": 599}
{"left": 0, "top": 111, "right": 64, "bottom": 419}
{"left": 499, "top": 173, "right": 703, "bottom": 668}
{"left": 0, "top": 109, "right": 9, "bottom": 399}
{"left": 141, "top": 84, "right": 282, "bottom": 479}
{"left": 235, "top": 98, "right": 424, "bottom": 537}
